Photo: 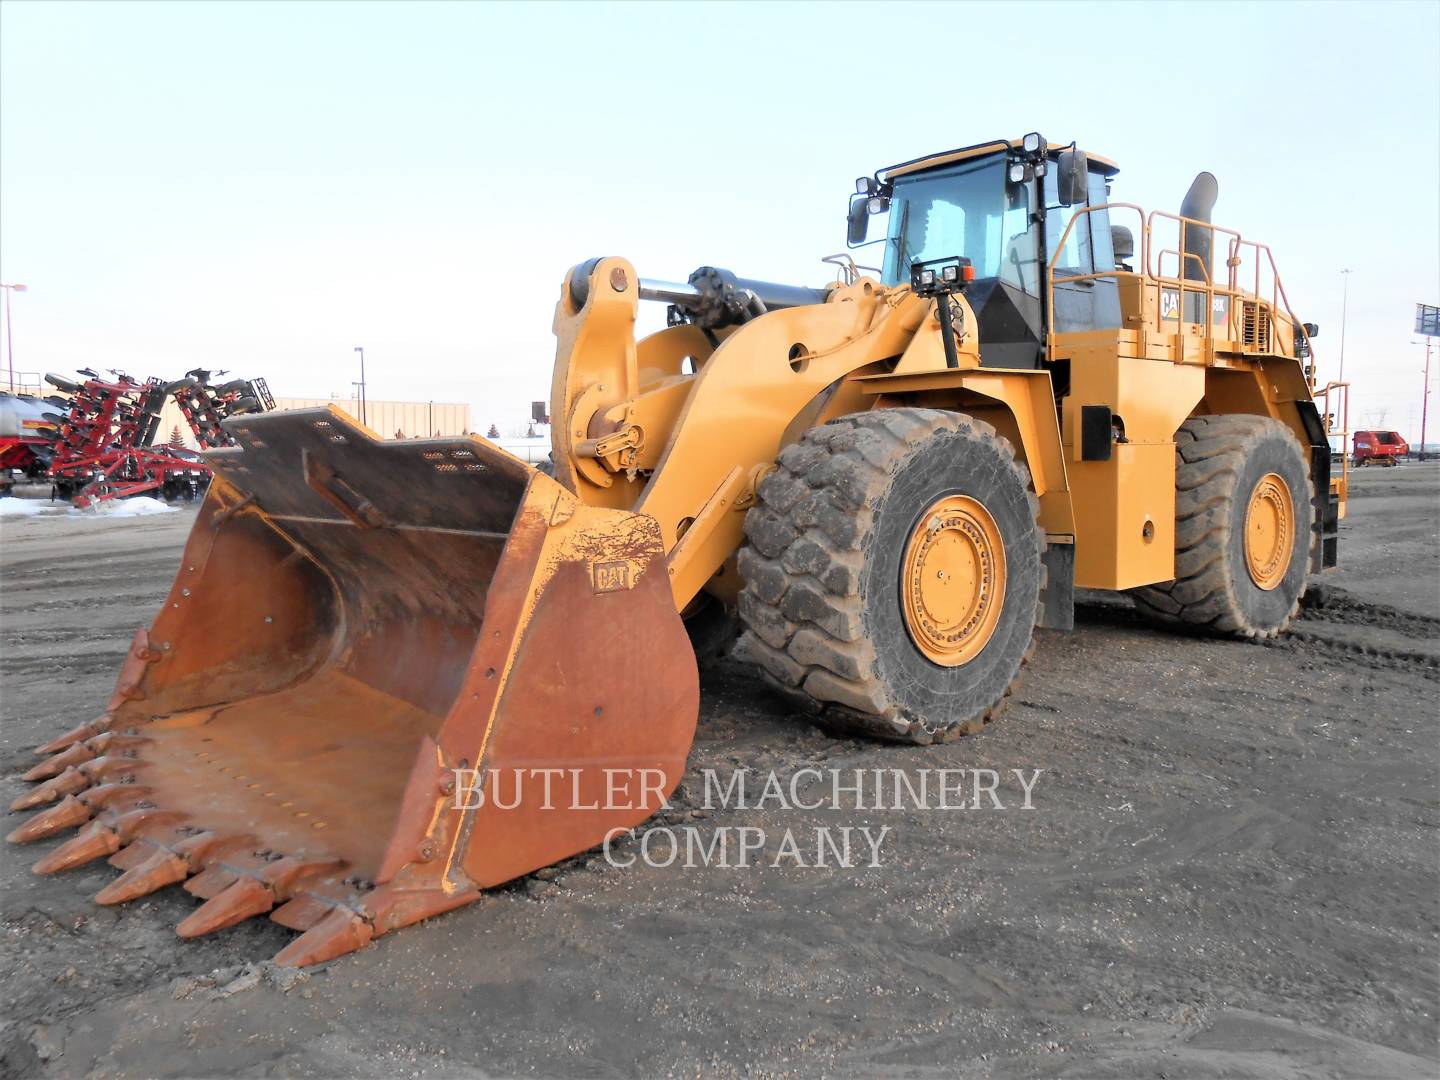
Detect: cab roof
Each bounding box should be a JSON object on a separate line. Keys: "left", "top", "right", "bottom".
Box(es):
{"left": 880, "top": 138, "right": 1120, "bottom": 183}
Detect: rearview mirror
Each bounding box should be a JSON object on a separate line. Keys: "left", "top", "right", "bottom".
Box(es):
{"left": 847, "top": 197, "right": 869, "bottom": 245}
{"left": 1056, "top": 149, "right": 1089, "bottom": 207}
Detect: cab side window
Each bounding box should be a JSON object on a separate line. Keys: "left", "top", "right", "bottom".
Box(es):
{"left": 997, "top": 181, "right": 1041, "bottom": 294}
{"left": 1045, "top": 169, "right": 1093, "bottom": 276}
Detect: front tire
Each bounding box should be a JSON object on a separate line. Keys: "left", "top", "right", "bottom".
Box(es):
{"left": 1131, "top": 414, "right": 1313, "bottom": 638}
{"left": 736, "top": 409, "right": 1043, "bottom": 744}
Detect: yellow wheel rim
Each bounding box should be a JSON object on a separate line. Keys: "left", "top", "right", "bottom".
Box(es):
{"left": 1244, "top": 472, "right": 1293, "bottom": 591}
{"left": 901, "top": 495, "right": 1006, "bottom": 666}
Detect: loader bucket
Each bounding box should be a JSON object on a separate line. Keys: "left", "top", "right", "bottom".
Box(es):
{"left": 9, "top": 406, "right": 698, "bottom": 965}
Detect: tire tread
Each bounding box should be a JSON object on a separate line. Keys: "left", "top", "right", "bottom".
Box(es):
{"left": 736, "top": 408, "right": 1043, "bottom": 744}
{"left": 1131, "top": 414, "right": 1314, "bottom": 639}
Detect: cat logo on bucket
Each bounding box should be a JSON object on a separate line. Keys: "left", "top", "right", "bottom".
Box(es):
{"left": 592, "top": 560, "right": 632, "bottom": 593}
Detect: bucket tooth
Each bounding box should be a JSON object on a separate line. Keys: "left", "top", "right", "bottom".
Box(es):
{"left": 272, "top": 907, "right": 374, "bottom": 968}
{"left": 110, "top": 840, "right": 160, "bottom": 870}
{"left": 81, "top": 782, "right": 152, "bottom": 813}
{"left": 10, "top": 768, "right": 89, "bottom": 812}
{"left": 23, "top": 741, "right": 97, "bottom": 782}
{"left": 260, "top": 856, "right": 343, "bottom": 895}
{"left": 176, "top": 877, "right": 273, "bottom": 938}
{"left": 109, "top": 828, "right": 220, "bottom": 873}
{"left": 32, "top": 822, "right": 120, "bottom": 875}
{"left": 109, "top": 806, "right": 185, "bottom": 841}
{"left": 185, "top": 865, "right": 240, "bottom": 900}
{"left": 270, "top": 894, "right": 334, "bottom": 932}
{"left": 175, "top": 831, "right": 256, "bottom": 871}
{"left": 6, "top": 795, "right": 91, "bottom": 844}
{"left": 95, "top": 848, "right": 188, "bottom": 904}
{"left": 78, "top": 754, "right": 145, "bottom": 782}
{"left": 35, "top": 715, "right": 111, "bottom": 756}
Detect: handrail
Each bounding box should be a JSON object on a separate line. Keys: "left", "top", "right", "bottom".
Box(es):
{"left": 1316, "top": 380, "right": 1351, "bottom": 495}
{"left": 1048, "top": 203, "right": 1235, "bottom": 348}
{"left": 2, "top": 371, "right": 42, "bottom": 395}
{"left": 1046, "top": 203, "right": 1316, "bottom": 383}
{"left": 1155, "top": 248, "right": 1213, "bottom": 284}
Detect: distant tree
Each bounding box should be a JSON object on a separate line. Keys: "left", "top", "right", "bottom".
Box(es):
{"left": 486, "top": 423, "right": 500, "bottom": 438}
{"left": 168, "top": 424, "right": 184, "bottom": 448}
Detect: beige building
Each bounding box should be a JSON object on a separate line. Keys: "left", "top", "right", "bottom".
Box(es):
{"left": 154, "top": 395, "right": 472, "bottom": 449}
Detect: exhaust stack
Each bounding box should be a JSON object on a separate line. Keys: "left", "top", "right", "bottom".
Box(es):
{"left": 1179, "top": 172, "right": 1219, "bottom": 284}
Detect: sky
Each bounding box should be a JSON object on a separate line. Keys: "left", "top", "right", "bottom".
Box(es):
{"left": 2, "top": 0, "right": 1438, "bottom": 441}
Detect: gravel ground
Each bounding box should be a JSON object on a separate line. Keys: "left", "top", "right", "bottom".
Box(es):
{"left": 1, "top": 464, "right": 1437, "bottom": 1078}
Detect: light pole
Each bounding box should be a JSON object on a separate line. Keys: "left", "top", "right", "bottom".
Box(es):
{"left": 353, "top": 346, "right": 367, "bottom": 426}
{"left": 1413, "top": 339, "right": 1433, "bottom": 462}
{"left": 0, "top": 282, "right": 28, "bottom": 393}
{"left": 1338, "top": 269, "right": 1353, "bottom": 384}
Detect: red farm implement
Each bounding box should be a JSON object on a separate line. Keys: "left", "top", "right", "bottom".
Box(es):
{"left": 38, "top": 368, "right": 272, "bottom": 508}
{"left": 166, "top": 368, "right": 272, "bottom": 448}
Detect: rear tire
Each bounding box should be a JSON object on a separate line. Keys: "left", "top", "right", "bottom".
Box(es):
{"left": 736, "top": 408, "right": 1043, "bottom": 744}
{"left": 1130, "top": 414, "right": 1313, "bottom": 639}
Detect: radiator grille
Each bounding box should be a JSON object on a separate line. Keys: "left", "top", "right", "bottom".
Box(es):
{"left": 1242, "top": 302, "right": 1272, "bottom": 351}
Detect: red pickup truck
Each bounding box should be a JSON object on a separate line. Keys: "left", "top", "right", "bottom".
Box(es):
{"left": 1353, "top": 430, "right": 1408, "bottom": 467}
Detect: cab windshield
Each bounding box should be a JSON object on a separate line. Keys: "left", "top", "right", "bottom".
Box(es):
{"left": 880, "top": 153, "right": 1031, "bottom": 288}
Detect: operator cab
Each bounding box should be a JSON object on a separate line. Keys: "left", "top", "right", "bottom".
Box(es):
{"left": 849, "top": 134, "right": 1122, "bottom": 368}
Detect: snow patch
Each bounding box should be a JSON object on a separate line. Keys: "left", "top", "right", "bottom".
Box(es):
{"left": 73, "top": 496, "right": 179, "bottom": 517}
{"left": 0, "top": 497, "right": 54, "bottom": 517}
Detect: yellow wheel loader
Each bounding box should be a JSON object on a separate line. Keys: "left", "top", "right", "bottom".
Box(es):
{"left": 9, "top": 134, "right": 1347, "bottom": 965}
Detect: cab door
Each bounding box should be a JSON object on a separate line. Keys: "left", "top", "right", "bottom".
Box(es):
{"left": 1047, "top": 168, "right": 1122, "bottom": 334}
